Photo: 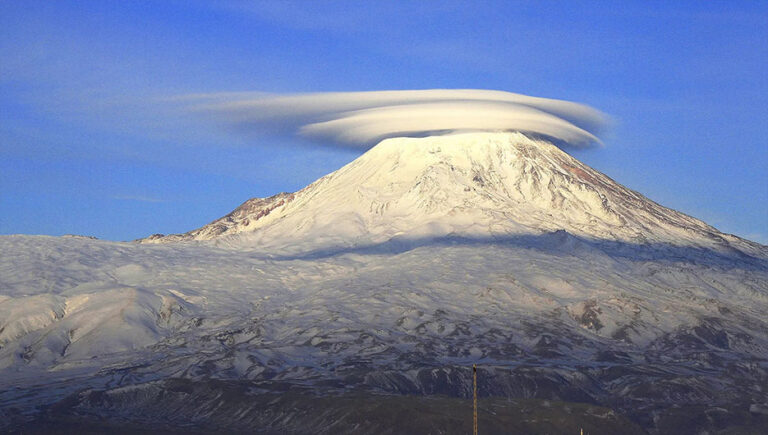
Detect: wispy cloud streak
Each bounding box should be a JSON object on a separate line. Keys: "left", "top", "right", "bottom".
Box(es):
{"left": 112, "top": 195, "right": 166, "bottom": 203}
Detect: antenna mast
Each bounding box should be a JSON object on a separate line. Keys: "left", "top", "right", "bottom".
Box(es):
{"left": 473, "top": 364, "right": 478, "bottom": 435}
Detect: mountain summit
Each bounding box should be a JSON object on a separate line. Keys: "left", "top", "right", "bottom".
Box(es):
{"left": 140, "top": 132, "right": 760, "bottom": 257}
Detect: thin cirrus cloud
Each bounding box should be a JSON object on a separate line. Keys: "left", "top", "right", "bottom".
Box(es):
{"left": 182, "top": 89, "right": 607, "bottom": 149}
{"left": 112, "top": 195, "right": 166, "bottom": 203}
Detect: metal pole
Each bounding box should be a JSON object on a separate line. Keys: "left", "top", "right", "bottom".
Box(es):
{"left": 473, "top": 364, "right": 478, "bottom": 435}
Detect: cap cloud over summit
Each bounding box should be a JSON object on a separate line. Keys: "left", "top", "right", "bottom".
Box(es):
{"left": 185, "top": 89, "right": 607, "bottom": 149}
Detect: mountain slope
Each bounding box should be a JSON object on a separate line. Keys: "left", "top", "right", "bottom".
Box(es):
{"left": 2, "top": 231, "right": 767, "bottom": 433}
{"left": 140, "top": 192, "right": 294, "bottom": 243}
{"left": 140, "top": 132, "right": 762, "bottom": 259}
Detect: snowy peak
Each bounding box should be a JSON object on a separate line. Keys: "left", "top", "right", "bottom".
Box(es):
{"left": 140, "top": 132, "right": 759, "bottom": 255}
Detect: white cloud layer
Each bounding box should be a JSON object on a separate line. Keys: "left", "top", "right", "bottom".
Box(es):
{"left": 187, "top": 89, "right": 607, "bottom": 149}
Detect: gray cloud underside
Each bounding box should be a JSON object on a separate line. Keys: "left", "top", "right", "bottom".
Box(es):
{"left": 187, "top": 89, "right": 607, "bottom": 149}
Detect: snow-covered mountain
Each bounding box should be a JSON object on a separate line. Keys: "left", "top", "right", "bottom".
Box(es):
{"left": 139, "top": 132, "right": 762, "bottom": 258}
{"left": 3, "top": 132, "right": 767, "bottom": 434}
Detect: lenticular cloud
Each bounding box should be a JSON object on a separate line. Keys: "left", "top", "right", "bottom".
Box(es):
{"left": 189, "top": 89, "right": 607, "bottom": 149}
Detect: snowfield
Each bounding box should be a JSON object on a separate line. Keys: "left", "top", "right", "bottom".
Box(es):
{"left": 1, "top": 133, "right": 767, "bottom": 433}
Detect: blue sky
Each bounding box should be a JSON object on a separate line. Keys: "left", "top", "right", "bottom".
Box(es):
{"left": 1, "top": 0, "right": 766, "bottom": 242}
